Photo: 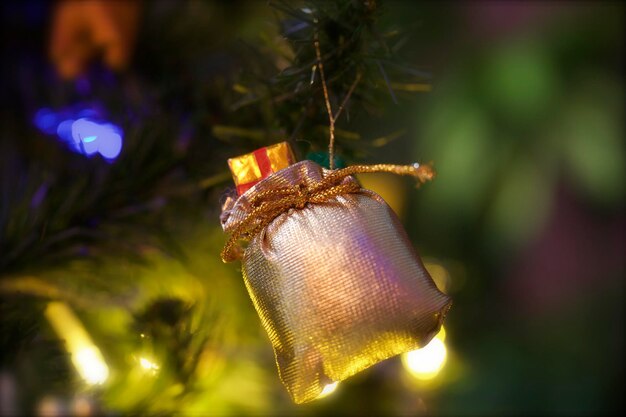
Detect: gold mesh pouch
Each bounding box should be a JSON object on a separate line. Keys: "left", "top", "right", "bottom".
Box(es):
{"left": 221, "top": 160, "right": 452, "bottom": 403}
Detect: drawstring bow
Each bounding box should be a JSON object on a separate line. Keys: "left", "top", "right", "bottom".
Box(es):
{"left": 221, "top": 163, "right": 435, "bottom": 262}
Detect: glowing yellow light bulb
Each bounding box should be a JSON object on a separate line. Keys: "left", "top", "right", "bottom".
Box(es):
{"left": 437, "top": 325, "right": 446, "bottom": 342}
{"left": 44, "top": 302, "right": 109, "bottom": 385}
{"left": 75, "top": 347, "right": 109, "bottom": 384}
{"left": 402, "top": 327, "right": 447, "bottom": 380}
{"left": 139, "top": 357, "right": 160, "bottom": 371}
{"left": 317, "top": 382, "right": 339, "bottom": 398}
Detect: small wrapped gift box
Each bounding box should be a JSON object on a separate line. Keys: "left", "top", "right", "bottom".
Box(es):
{"left": 228, "top": 141, "right": 296, "bottom": 195}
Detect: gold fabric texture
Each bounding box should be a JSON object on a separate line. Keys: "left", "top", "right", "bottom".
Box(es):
{"left": 221, "top": 161, "right": 452, "bottom": 403}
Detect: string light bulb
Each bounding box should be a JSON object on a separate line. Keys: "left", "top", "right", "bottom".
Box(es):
{"left": 402, "top": 326, "right": 447, "bottom": 380}
{"left": 44, "top": 302, "right": 109, "bottom": 385}
{"left": 139, "top": 357, "right": 160, "bottom": 372}
{"left": 317, "top": 382, "right": 339, "bottom": 398}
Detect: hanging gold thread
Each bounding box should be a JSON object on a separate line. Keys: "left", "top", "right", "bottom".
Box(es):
{"left": 221, "top": 162, "right": 435, "bottom": 262}
{"left": 313, "top": 18, "right": 362, "bottom": 170}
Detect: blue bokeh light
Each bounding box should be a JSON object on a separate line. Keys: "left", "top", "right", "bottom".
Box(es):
{"left": 56, "top": 119, "right": 75, "bottom": 143}
{"left": 33, "top": 108, "right": 59, "bottom": 134}
{"left": 95, "top": 125, "right": 123, "bottom": 160}
{"left": 34, "top": 105, "right": 123, "bottom": 161}
{"left": 72, "top": 118, "right": 123, "bottom": 160}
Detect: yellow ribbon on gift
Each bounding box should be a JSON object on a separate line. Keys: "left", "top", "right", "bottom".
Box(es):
{"left": 221, "top": 162, "right": 435, "bottom": 262}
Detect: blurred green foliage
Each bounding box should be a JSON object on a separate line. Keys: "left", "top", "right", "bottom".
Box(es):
{"left": 405, "top": 3, "right": 624, "bottom": 415}
{"left": 413, "top": 20, "right": 624, "bottom": 254}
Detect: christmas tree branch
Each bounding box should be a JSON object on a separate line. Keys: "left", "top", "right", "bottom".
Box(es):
{"left": 334, "top": 71, "right": 362, "bottom": 122}
{"left": 0, "top": 276, "right": 97, "bottom": 309}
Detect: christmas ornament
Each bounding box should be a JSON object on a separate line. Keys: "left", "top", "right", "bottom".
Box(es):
{"left": 220, "top": 143, "right": 452, "bottom": 403}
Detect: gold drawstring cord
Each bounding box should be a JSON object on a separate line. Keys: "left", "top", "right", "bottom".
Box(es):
{"left": 221, "top": 162, "right": 435, "bottom": 262}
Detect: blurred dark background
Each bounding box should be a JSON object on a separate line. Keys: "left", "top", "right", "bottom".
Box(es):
{"left": 1, "top": 1, "right": 624, "bottom": 416}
